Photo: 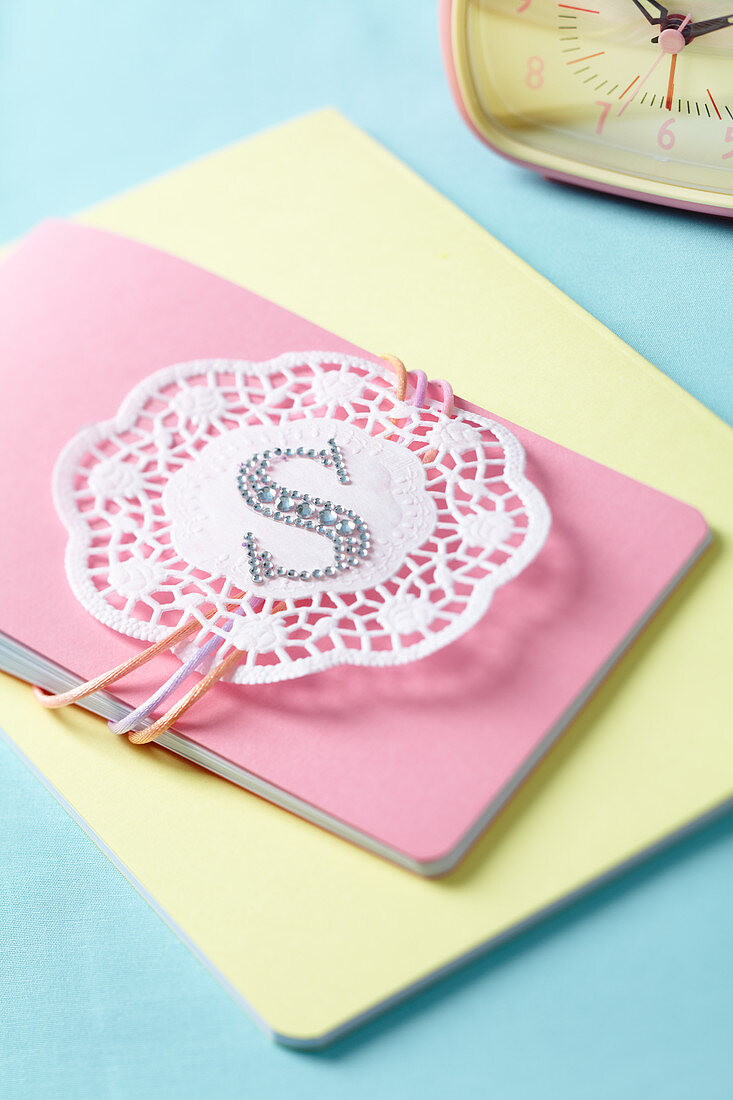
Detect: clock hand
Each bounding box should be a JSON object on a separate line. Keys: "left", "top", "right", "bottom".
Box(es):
{"left": 679, "top": 12, "right": 732, "bottom": 36}
{"left": 664, "top": 48, "right": 678, "bottom": 109}
{"left": 652, "top": 11, "right": 733, "bottom": 40}
{"left": 618, "top": 13, "right": 690, "bottom": 116}
{"left": 630, "top": 0, "right": 668, "bottom": 24}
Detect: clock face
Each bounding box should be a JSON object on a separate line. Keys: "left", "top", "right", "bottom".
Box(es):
{"left": 452, "top": 0, "right": 733, "bottom": 204}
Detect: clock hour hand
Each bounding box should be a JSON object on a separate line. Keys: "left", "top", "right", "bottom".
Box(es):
{"left": 630, "top": 0, "right": 668, "bottom": 25}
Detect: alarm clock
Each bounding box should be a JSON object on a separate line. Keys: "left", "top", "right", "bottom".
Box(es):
{"left": 440, "top": 0, "right": 733, "bottom": 215}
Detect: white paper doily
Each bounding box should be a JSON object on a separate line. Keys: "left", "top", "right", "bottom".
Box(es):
{"left": 54, "top": 352, "right": 551, "bottom": 684}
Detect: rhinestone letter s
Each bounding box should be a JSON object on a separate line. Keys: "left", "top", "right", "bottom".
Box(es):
{"left": 236, "top": 439, "right": 371, "bottom": 584}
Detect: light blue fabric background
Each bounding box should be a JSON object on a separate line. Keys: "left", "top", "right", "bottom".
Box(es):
{"left": 1, "top": 2, "right": 731, "bottom": 1097}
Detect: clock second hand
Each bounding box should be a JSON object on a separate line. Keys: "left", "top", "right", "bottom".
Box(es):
{"left": 617, "top": 13, "right": 690, "bottom": 116}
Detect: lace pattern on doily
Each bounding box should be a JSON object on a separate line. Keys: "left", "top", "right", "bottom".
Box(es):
{"left": 54, "top": 352, "right": 552, "bottom": 684}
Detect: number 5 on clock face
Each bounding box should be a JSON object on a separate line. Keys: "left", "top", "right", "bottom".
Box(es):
{"left": 723, "top": 125, "right": 733, "bottom": 158}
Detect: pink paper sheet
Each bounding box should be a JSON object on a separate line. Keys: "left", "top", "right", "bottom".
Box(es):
{"left": 0, "top": 222, "right": 708, "bottom": 867}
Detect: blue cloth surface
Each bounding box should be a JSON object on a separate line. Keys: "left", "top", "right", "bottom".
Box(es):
{"left": 0, "top": 2, "right": 731, "bottom": 1096}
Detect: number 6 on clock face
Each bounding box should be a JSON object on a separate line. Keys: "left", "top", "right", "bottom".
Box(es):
{"left": 658, "top": 118, "right": 676, "bottom": 151}
{"left": 442, "top": 0, "right": 733, "bottom": 216}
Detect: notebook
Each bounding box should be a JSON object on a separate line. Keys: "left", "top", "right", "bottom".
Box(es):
{"left": 0, "top": 217, "right": 709, "bottom": 874}
{"left": 1, "top": 111, "right": 730, "bottom": 1046}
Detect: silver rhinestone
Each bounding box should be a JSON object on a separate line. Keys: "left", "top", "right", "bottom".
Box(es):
{"left": 274, "top": 448, "right": 282, "bottom": 456}
{"left": 287, "top": 569, "right": 298, "bottom": 578}
{"left": 357, "top": 548, "right": 369, "bottom": 558}
{"left": 312, "top": 569, "right": 324, "bottom": 580}
{"left": 324, "top": 566, "right": 336, "bottom": 576}
{"left": 319, "top": 508, "right": 337, "bottom": 526}
{"left": 307, "top": 449, "right": 316, "bottom": 457}
{"left": 285, "top": 517, "right": 294, "bottom": 525}
{"left": 337, "top": 561, "right": 349, "bottom": 571}
{"left": 276, "top": 567, "right": 286, "bottom": 576}
{"left": 297, "top": 502, "right": 315, "bottom": 519}
{"left": 299, "top": 570, "right": 310, "bottom": 580}
{"left": 336, "top": 519, "right": 356, "bottom": 536}
{"left": 296, "top": 447, "right": 305, "bottom": 455}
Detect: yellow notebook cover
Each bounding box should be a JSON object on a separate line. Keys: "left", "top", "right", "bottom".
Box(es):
{"left": 2, "top": 110, "right": 731, "bottom": 1045}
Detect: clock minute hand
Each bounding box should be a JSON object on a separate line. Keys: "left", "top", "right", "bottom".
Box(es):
{"left": 688, "top": 12, "right": 733, "bottom": 35}
{"left": 630, "top": 0, "right": 668, "bottom": 25}
{"left": 652, "top": 12, "right": 733, "bottom": 39}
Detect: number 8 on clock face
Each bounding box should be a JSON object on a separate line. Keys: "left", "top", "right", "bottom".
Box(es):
{"left": 441, "top": 0, "right": 733, "bottom": 215}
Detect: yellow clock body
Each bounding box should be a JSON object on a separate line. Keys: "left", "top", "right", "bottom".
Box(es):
{"left": 442, "top": 0, "right": 733, "bottom": 214}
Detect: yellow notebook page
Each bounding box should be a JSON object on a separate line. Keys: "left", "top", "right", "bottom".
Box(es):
{"left": 2, "top": 110, "right": 731, "bottom": 1045}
